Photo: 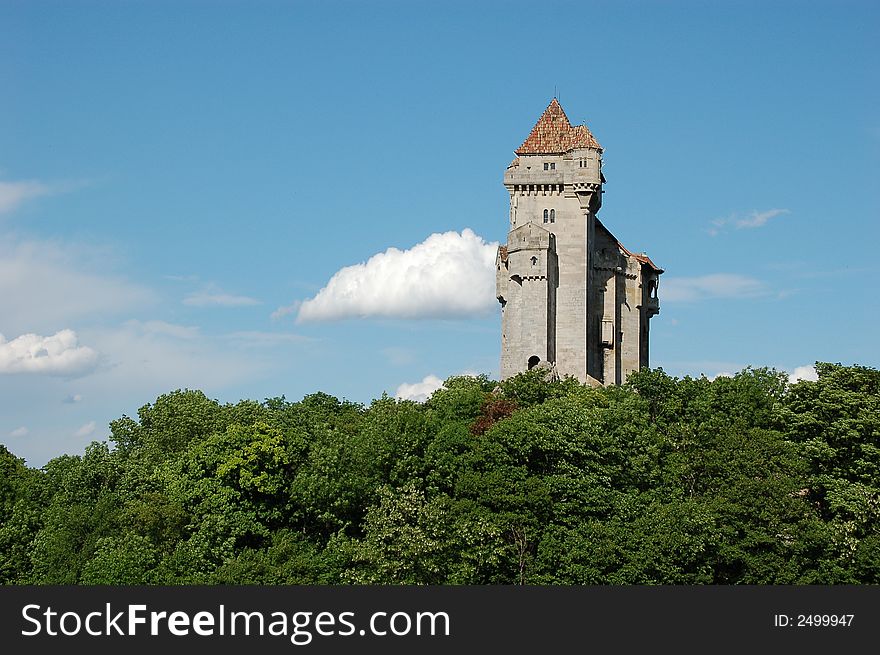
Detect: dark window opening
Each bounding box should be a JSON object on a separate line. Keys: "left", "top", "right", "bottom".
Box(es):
{"left": 527, "top": 355, "right": 540, "bottom": 370}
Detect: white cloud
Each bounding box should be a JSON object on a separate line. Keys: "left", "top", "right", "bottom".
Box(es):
{"left": 0, "top": 180, "right": 52, "bottom": 214}
{"left": 395, "top": 374, "right": 444, "bottom": 403}
{"left": 662, "top": 274, "right": 766, "bottom": 302}
{"left": 74, "top": 421, "right": 96, "bottom": 438}
{"left": 709, "top": 371, "right": 734, "bottom": 381}
{"left": 297, "top": 229, "right": 499, "bottom": 322}
{"left": 0, "top": 330, "right": 99, "bottom": 376}
{"left": 9, "top": 426, "right": 28, "bottom": 438}
{"left": 735, "top": 208, "right": 789, "bottom": 229}
{"left": 0, "top": 178, "right": 90, "bottom": 216}
{"left": 708, "top": 208, "right": 790, "bottom": 235}
{"left": 184, "top": 291, "right": 261, "bottom": 307}
{"left": 788, "top": 365, "right": 818, "bottom": 384}
{"left": 63, "top": 394, "right": 83, "bottom": 404}
{"left": 0, "top": 236, "right": 156, "bottom": 335}
{"left": 270, "top": 301, "right": 301, "bottom": 320}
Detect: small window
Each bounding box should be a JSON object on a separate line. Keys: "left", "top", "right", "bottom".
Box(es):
{"left": 530, "top": 256, "right": 538, "bottom": 266}
{"left": 543, "top": 162, "right": 556, "bottom": 171}
{"left": 543, "top": 162, "right": 549, "bottom": 171}
{"left": 528, "top": 355, "right": 540, "bottom": 370}
{"left": 601, "top": 320, "right": 614, "bottom": 347}
{"left": 550, "top": 209, "right": 555, "bottom": 223}
{"left": 543, "top": 209, "right": 549, "bottom": 223}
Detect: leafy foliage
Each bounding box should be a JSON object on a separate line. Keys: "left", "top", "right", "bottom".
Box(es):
{"left": 1, "top": 365, "right": 878, "bottom": 584}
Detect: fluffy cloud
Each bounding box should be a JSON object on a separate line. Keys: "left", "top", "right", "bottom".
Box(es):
{"left": 395, "top": 374, "right": 444, "bottom": 403}
{"left": 297, "top": 229, "right": 499, "bottom": 322}
{"left": 708, "top": 208, "right": 790, "bottom": 235}
{"left": 74, "top": 421, "right": 96, "bottom": 438}
{"left": 788, "top": 365, "right": 819, "bottom": 384}
{"left": 661, "top": 274, "right": 766, "bottom": 302}
{"left": 0, "top": 330, "right": 98, "bottom": 376}
{"left": 183, "top": 292, "right": 260, "bottom": 307}
{"left": 9, "top": 426, "right": 28, "bottom": 438}
{"left": 63, "top": 394, "right": 83, "bottom": 404}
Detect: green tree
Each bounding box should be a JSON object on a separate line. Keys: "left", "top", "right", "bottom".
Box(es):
{"left": 780, "top": 363, "right": 880, "bottom": 582}
{"left": 80, "top": 533, "right": 158, "bottom": 584}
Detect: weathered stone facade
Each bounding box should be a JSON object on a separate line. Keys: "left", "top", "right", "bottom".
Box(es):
{"left": 496, "top": 99, "right": 662, "bottom": 385}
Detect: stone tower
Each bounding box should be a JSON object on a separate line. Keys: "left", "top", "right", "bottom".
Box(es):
{"left": 496, "top": 99, "right": 662, "bottom": 385}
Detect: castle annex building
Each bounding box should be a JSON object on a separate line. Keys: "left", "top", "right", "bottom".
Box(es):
{"left": 496, "top": 99, "right": 662, "bottom": 385}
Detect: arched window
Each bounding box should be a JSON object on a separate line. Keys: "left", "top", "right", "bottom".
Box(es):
{"left": 543, "top": 209, "right": 549, "bottom": 223}
{"left": 550, "top": 209, "right": 555, "bottom": 223}
{"left": 527, "top": 355, "right": 540, "bottom": 370}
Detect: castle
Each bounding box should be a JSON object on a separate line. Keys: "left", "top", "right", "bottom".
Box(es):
{"left": 496, "top": 99, "right": 662, "bottom": 385}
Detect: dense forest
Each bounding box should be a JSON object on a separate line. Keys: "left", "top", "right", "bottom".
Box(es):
{"left": 1, "top": 363, "right": 878, "bottom": 584}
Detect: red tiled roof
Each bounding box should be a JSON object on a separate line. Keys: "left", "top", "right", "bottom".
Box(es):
{"left": 515, "top": 98, "right": 602, "bottom": 155}
{"left": 617, "top": 240, "right": 664, "bottom": 273}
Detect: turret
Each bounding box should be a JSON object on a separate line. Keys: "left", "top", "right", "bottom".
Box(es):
{"left": 503, "top": 98, "right": 604, "bottom": 230}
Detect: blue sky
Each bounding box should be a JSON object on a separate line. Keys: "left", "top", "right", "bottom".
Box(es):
{"left": 1, "top": 0, "right": 878, "bottom": 466}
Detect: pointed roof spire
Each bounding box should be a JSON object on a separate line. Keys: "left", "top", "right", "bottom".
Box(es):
{"left": 515, "top": 98, "right": 602, "bottom": 155}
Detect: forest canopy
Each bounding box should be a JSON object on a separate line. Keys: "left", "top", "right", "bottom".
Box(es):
{"left": 1, "top": 363, "right": 878, "bottom": 585}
